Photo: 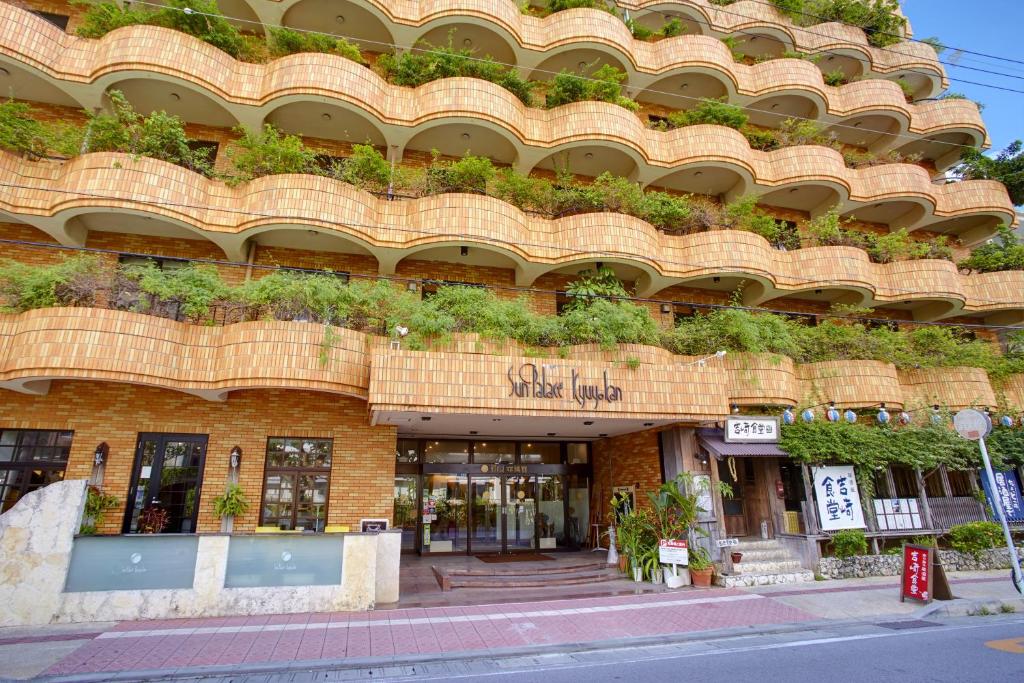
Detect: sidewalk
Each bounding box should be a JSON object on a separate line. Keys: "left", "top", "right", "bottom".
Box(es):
{"left": 2, "top": 570, "right": 1020, "bottom": 681}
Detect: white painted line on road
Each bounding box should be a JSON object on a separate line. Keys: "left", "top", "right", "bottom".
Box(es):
{"left": 398, "top": 618, "right": 1024, "bottom": 682}
{"left": 96, "top": 593, "right": 765, "bottom": 640}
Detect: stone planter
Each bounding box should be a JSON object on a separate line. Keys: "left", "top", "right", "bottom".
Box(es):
{"left": 817, "top": 546, "right": 1024, "bottom": 579}
{"left": 664, "top": 566, "right": 690, "bottom": 588}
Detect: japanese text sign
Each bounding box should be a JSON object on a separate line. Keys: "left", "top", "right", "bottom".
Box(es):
{"left": 724, "top": 416, "right": 780, "bottom": 443}
{"left": 901, "top": 544, "right": 933, "bottom": 603}
{"left": 658, "top": 539, "right": 689, "bottom": 565}
{"left": 981, "top": 470, "right": 1024, "bottom": 523}
{"left": 813, "top": 465, "right": 866, "bottom": 531}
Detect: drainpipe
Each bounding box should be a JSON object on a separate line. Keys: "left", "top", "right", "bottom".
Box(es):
{"left": 244, "top": 241, "right": 257, "bottom": 282}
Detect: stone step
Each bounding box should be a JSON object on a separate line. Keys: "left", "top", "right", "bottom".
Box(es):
{"left": 440, "top": 568, "right": 623, "bottom": 590}
{"left": 435, "top": 560, "right": 609, "bottom": 578}
{"left": 715, "top": 570, "right": 816, "bottom": 588}
{"left": 733, "top": 560, "right": 803, "bottom": 574}
{"left": 733, "top": 540, "right": 784, "bottom": 552}
{"left": 729, "top": 549, "right": 791, "bottom": 562}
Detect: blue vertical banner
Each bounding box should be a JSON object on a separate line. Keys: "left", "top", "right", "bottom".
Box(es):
{"left": 982, "top": 470, "right": 1024, "bottom": 523}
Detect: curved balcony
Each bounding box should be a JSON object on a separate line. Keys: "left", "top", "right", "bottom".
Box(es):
{"left": 0, "top": 308, "right": 1009, "bottom": 412}
{"left": 0, "top": 5, "right": 977, "bottom": 169}
{"left": 0, "top": 307, "right": 371, "bottom": 401}
{"left": 239, "top": 0, "right": 945, "bottom": 96}
{"left": 0, "top": 151, "right": 1020, "bottom": 322}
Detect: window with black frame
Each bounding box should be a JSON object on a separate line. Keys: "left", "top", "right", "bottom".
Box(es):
{"left": 0, "top": 429, "right": 73, "bottom": 513}
{"left": 260, "top": 438, "right": 332, "bottom": 531}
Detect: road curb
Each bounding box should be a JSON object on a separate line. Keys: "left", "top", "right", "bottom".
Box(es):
{"left": 32, "top": 613, "right": 956, "bottom": 683}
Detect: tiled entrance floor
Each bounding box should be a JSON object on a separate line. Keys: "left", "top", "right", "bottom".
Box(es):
{"left": 393, "top": 552, "right": 667, "bottom": 608}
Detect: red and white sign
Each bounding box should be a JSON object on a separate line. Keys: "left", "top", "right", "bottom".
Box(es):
{"left": 901, "top": 544, "right": 933, "bottom": 603}
{"left": 658, "top": 539, "right": 689, "bottom": 565}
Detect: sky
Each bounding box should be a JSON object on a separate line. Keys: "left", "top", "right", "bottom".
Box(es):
{"left": 902, "top": 0, "right": 1023, "bottom": 153}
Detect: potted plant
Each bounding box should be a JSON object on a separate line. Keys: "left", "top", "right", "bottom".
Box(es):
{"left": 688, "top": 546, "right": 714, "bottom": 587}
{"left": 647, "top": 472, "right": 732, "bottom": 589}
{"left": 212, "top": 483, "right": 250, "bottom": 533}
{"left": 731, "top": 551, "right": 743, "bottom": 564}
{"left": 138, "top": 504, "right": 169, "bottom": 534}
{"left": 79, "top": 485, "right": 119, "bottom": 535}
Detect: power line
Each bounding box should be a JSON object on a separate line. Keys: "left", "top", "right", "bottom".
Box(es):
{"left": 0, "top": 179, "right": 1019, "bottom": 316}
{"left": 654, "top": 1, "right": 1024, "bottom": 85}
{"left": 690, "top": 0, "right": 1024, "bottom": 66}
{"left": 109, "top": 3, "right": 1001, "bottom": 154}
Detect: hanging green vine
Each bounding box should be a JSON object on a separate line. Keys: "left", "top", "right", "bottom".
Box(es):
{"left": 779, "top": 421, "right": 1001, "bottom": 472}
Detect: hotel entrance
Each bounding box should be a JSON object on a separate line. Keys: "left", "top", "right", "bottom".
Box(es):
{"left": 394, "top": 439, "right": 591, "bottom": 555}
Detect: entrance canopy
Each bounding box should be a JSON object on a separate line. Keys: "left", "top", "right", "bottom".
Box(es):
{"left": 697, "top": 428, "right": 788, "bottom": 459}
{"left": 369, "top": 350, "right": 732, "bottom": 439}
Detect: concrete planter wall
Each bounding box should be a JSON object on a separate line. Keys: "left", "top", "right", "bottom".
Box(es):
{"left": 0, "top": 480, "right": 402, "bottom": 626}
{"left": 818, "top": 546, "right": 1024, "bottom": 579}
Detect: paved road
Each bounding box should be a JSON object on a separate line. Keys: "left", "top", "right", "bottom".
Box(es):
{"left": 156, "top": 614, "right": 1024, "bottom": 683}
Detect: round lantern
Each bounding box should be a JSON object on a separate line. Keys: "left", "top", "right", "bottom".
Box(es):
{"left": 877, "top": 407, "right": 890, "bottom": 424}
{"left": 826, "top": 407, "right": 840, "bottom": 422}
{"left": 898, "top": 411, "right": 912, "bottom": 425}
{"left": 801, "top": 408, "right": 815, "bottom": 423}
{"left": 782, "top": 407, "right": 795, "bottom": 425}
{"left": 844, "top": 409, "right": 857, "bottom": 423}
{"left": 1001, "top": 415, "right": 1014, "bottom": 428}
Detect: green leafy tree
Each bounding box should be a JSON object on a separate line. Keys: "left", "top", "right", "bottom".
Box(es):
{"left": 955, "top": 142, "right": 1024, "bottom": 206}
{"left": 959, "top": 226, "right": 1024, "bottom": 273}
{"left": 545, "top": 64, "right": 639, "bottom": 112}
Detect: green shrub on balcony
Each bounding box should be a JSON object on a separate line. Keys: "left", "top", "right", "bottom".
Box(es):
{"left": 225, "top": 124, "right": 317, "bottom": 184}
{"left": 545, "top": 64, "right": 639, "bottom": 112}
{"left": 75, "top": 0, "right": 245, "bottom": 58}
{"left": 0, "top": 254, "right": 110, "bottom": 311}
{"left": 376, "top": 37, "right": 534, "bottom": 106}
{"left": 266, "top": 27, "right": 365, "bottom": 64}
{"left": 770, "top": 0, "right": 907, "bottom": 48}
{"left": 665, "top": 98, "right": 749, "bottom": 130}
{"left": 544, "top": 0, "right": 614, "bottom": 13}
{"left": 959, "top": 226, "right": 1024, "bottom": 273}
{"left": 0, "top": 100, "right": 50, "bottom": 158}
{"left": 955, "top": 142, "right": 1024, "bottom": 206}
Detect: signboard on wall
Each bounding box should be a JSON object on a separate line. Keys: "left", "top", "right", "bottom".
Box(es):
{"left": 724, "top": 417, "right": 780, "bottom": 443}
{"left": 981, "top": 470, "right": 1024, "bottom": 522}
{"left": 813, "top": 465, "right": 866, "bottom": 531}
{"left": 873, "top": 498, "right": 923, "bottom": 531}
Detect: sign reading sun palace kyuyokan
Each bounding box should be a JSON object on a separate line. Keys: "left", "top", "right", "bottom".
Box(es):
{"left": 507, "top": 363, "right": 623, "bottom": 409}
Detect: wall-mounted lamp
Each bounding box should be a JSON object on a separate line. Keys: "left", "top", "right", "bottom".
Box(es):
{"left": 93, "top": 442, "right": 109, "bottom": 467}
{"left": 229, "top": 446, "right": 243, "bottom": 470}
{"left": 460, "top": 246, "right": 469, "bottom": 256}
{"left": 660, "top": 303, "right": 672, "bottom": 314}
{"left": 406, "top": 281, "right": 418, "bottom": 292}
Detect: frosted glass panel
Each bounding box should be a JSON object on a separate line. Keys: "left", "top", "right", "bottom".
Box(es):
{"left": 225, "top": 535, "right": 344, "bottom": 587}
{"left": 64, "top": 535, "right": 199, "bottom": 592}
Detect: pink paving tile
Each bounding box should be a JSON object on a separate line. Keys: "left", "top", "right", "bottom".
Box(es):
{"left": 345, "top": 626, "right": 372, "bottom": 658}
{"left": 450, "top": 621, "right": 488, "bottom": 651}
{"left": 241, "top": 631, "right": 284, "bottom": 664}
{"left": 328, "top": 612, "right": 352, "bottom": 624}
{"left": 287, "top": 613, "right": 311, "bottom": 626}
{"left": 308, "top": 613, "right": 332, "bottom": 624}
{"left": 269, "top": 631, "right": 305, "bottom": 662}
{"left": 388, "top": 623, "right": 420, "bottom": 655}
{"left": 294, "top": 629, "right": 327, "bottom": 661}
{"left": 183, "top": 633, "right": 239, "bottom": 668}
{"left": 265, "top": 614, "right": 295, "bottom": 626}
{"left": 139, "top": 633, "right": 209, "bottom": 668}
{"left": 369, "top": 624, "right": 396, "bottom": 657}
{"left": 320, "top": 627, "right": 350, "bottom": 659}
{"left": 244, "top": 615, "right": 272, "bottom": 627}
{"left": 412, "top": 623, "right": 442, "bottom": 654}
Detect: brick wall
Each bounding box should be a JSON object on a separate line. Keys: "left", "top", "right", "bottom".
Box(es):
{"left": 0, "top": 381, "right": 397, "bottom": 534}
{"left": 590, "top": 427, "right": 665, "bottom": 520}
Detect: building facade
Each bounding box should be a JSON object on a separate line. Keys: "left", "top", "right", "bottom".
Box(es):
{"left": 0, "top": 0, "right": 1022, "bottom": 586}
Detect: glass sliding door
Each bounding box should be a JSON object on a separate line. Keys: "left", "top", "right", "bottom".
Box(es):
{"left": 469, "top": 476, "right": 501, "bottom": 552}
{"left": 537, "top": 474, "right": 565, "bottom": 549}
{"left": 393, "top": 475, "right": 419, "bottom": 551}
{"left": 125, "top": 434, "right": 207, "bottom": 534}
{"left": 423, "top": 474, "right": 468, "bottom": 553}
{"left": 505, "top": 475, "right": 536, "bottom": 551}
